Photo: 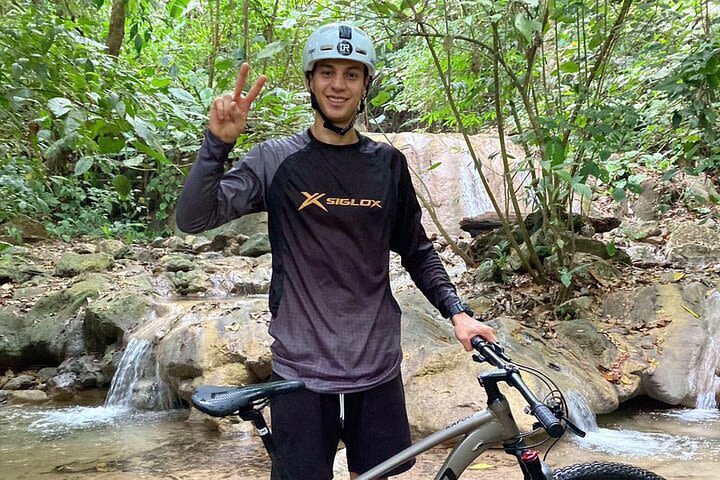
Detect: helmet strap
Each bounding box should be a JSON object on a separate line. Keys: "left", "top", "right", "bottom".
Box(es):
{"left": 308, "top": 82, "right": 370, "bottom": 137}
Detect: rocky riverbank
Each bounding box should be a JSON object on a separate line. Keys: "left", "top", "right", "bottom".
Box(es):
{"left": 2, "top": 196, "right": 720, "bottom": 434}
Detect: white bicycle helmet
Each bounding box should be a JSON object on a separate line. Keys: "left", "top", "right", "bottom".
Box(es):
{"left": 302, "top": 23, "right": 377, "bottom": 77}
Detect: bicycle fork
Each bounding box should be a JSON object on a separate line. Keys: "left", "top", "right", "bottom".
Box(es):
{"left": 504, "top": 439, "right": 553, "bottom": 480}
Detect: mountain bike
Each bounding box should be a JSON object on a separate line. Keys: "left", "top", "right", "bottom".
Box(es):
{"left": 192, "top": 336, "right": 666, "bottom": 480}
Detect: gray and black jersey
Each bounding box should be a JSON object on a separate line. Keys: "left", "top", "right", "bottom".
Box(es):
{"left": 177, "top": 129, "right": 461, "bottom": 393}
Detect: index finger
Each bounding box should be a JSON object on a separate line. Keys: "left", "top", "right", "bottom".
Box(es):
{"left": 233, "top": 63, "right": 251, "bottom": 100}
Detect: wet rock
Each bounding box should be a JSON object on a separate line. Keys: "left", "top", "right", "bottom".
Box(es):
{"left": 666, "top": 221, "right": 720, "bottom": 267}
{"left": 97, "top": 239, "right": 129, "bottom": 259}
{"left": 84, "top": 292, "right": 153, "bottom": 352}
{"left": 3, "top": 374, "right": 35, "bottom": 390}
{"left": 7, "top": 389, "right": 48, "bottom": 404}
{"left": 0, "top": 390, "right": 6, "bottom": 404}
{"left": 55, "top": 252, "right": 114, "bottom": 277}
{"left": 27, "top": 274, "right": 112, "bottom": 363}
{"left": 47, "top": 372, "right": 78, "bottom": 401}
{"left": 0, "top": 309, "right": 31, "bottom": 369}
{"left": 235, "top": 233, "right": 271, "bottom": 257}
{"left": 171, "top": 269, "right": 210, "bottom": 295}
{"left": 160, "top": 254, "right": 197, "bottom": 272}
{"left": 37, "top": 367, "right": 58, "bottom": 382}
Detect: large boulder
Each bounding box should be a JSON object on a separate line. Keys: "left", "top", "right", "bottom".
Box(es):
{"left": 156, "top": 297, "right": 272, "bottom": 402}
{"left": 665, "top": 222, "right": 720, "bottom": 267}
{"left": 0, "top": 215, "right": 48, "bottom": 244}
{"left": 55, "top": 252, "right": 114, "bottom": 277}
{"left": 602, "top": 282, "right": 712, "bottom": 406}
{"left": 0, "top": 309, "right": 32, "bottom": 369}
{"left": 0, "top": 251, "right": 44, "bottom": 284}
{"left": 83, "top": 292, "right": 154, "bottom": 352}
{"left": 26, "top": 273, "right": 112, "bottom": 364}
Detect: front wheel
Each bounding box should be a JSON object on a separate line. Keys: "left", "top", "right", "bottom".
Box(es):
{"left": 553, "top": 461, "right": 666, "bottom": 480}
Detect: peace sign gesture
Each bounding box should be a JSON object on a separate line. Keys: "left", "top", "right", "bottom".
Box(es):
{"left": 209, "top": 63, "right": 267, "bottom": 144}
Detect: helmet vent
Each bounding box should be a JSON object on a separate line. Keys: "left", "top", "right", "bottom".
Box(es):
{"left": 320, "top": 44, "right": 334, "bottom": 51}
{"left": 356, "top": 49, "right": 367, "bottom": 56}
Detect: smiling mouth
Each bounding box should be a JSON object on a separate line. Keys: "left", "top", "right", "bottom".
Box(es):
{"left": 327, "top": 96, "right": 348, "bottom": 105}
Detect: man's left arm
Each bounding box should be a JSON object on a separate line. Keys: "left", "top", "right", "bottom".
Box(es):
{"left": 389, "top": 154, "right": 496, "bottom": 351}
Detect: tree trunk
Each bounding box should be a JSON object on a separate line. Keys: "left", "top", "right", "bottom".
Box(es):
{"left": 106, "top": 0, "right": 126, "bottom": 57}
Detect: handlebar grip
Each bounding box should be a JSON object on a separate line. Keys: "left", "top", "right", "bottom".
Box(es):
{"left": 531, "top": 403, "right": 564, "bottom": 438}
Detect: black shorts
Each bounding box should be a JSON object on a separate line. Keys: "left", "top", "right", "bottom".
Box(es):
{"left": 269, "top": 372, "right": 415, "bottom": 479}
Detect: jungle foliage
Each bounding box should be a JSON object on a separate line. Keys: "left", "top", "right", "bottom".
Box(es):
{"left": 0, "top": 0, "right": 717, "bottom": 268}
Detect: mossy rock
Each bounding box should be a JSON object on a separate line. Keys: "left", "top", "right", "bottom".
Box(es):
{"left": 55, "top": 252, "right": 114, "bottom": 277}
{"left": 84, "top": 292, "right": 154, "bottom": 352}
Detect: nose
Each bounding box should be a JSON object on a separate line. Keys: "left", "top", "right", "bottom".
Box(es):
{"left": 330, "top": 74, "right": 346, "bottom": 90}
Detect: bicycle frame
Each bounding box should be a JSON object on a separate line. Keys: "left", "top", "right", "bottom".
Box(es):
{"left": 357, "top": 395, "right": 523, "bottom": 480}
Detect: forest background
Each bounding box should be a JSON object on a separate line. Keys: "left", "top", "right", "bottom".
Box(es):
{"left": 1, "top": 0, "right": 718, "bottom": 284}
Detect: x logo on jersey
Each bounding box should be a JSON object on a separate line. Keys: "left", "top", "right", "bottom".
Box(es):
{"left": 298, "top": 192, "right": 328, "bottom": 212}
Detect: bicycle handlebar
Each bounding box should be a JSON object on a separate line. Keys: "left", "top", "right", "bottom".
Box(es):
{"left": 470, "top": 336, "right": 564, "bottom": 438}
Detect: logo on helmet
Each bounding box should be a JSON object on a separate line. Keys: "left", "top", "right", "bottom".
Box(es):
{"left": 337, "top": 41, "right": 353, "bottom": 56}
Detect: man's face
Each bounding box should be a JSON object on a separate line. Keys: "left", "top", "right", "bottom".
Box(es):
{"left": 308, "top": 59, "right": 369, "bottom": 126}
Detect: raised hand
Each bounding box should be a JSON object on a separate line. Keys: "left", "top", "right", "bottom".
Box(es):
{"left": 209, "top": 63, "right": 267, "bottom": 144}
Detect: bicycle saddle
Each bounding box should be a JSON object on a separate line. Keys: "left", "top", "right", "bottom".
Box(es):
{"left": 192, "top": 380, "right": 306, "bottom": 417}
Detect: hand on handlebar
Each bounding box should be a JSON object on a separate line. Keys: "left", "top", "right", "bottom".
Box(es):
{"left": 209, "top": 62, "right": 267, "bottom": 144}
{"left": 452, "top": 313, "right": 497, "bottom": 351}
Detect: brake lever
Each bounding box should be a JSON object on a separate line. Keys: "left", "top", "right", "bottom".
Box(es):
{"left": 563, "top": 416, "right": 586, "bottom": 438}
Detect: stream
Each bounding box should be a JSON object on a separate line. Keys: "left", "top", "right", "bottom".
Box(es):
{"left": 1, "top": 399, "right": 718, "bottom": 479}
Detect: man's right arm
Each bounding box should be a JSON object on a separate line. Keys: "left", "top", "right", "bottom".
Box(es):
{"left": 176, "top": 130, "right": 265, "bottom": 234}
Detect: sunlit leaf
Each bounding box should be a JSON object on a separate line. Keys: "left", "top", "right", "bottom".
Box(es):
{"left": 48, "top": 97, "right": 73, "bottom": 117}
{"left": 560, "top": 61, "right": 580, "bottom": 73}
{"left": 515, "top": 14, "right": 541, "bottom": 43}
{"left": 74, "top": 156, "right": 94, "bottom": 176}
{"left": 169, "top": 88, "right": 196, "bottom": 104}
{"left": 257, "top": 41, "right": 286, "bottom": 60}
{"left": 371, "top": 90, "right": 392, "bottom": 107}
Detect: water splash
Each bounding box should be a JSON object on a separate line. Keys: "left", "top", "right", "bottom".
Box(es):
{"left": 565, "top": 391, "right": 700, "bottom": 459}
{"left": 692, "top": 291, "right": 720, "bottom": 410}
{"left": 104, "top": 338, "right": 176, "bottom": 410}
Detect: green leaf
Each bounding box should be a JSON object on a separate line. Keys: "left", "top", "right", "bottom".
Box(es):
{"left": 130, "top": 116, "right": 156, "bottom": 145}
{"left": 560, "top": 61, "right": 580, "bottom": 73}
{"left": 48, "top": 97, "right": 73, "bottom": 117}
{"left": 98, "top": 136, "right": 126, "bottom": 154}
{"left": 428, "top": 162, "right": 442, "bottom": 171}
{"left": 74, "top": 156, "right": 94, "bottom": 176}
{"left": 151, "top": 77, "right": 172, "bottom": 88}
{"left": 545, "top": 138, "right": 565, "bottom": 166}
{"left": 123, "top": 156, "right": 144, "bottom": 167}
{"left": 514, "top": 14, "right": 540, "bottom": 43}
{"left": 169, "top": 88, "right": 196, "bottom": 103}
{"left": 612, "top": 188, "right": 627, "bottom": 202}
{"left": 572, "top": 182, "right": 592, "bottom": 198}
{"left": 555, "top": 170, "right": 573, "bottom": 183}
{"left": 257, "top": 41, "right": 286, "bottom": 60}
{"left": 371, "top": 90, "right": 392, "bottom": 107}
{"left": 671, "top": 111, "right": 682, "bottom": 129}
{"left": 131, "top": 139, "right": 168, "bottom": 164}
{"left": 606, "top": 241, "right": 617, "bottom": 257}
{"left": 113, "top": 174, "right": 132, "bottom": 199}
{"left": 560, "top": 269, "right": 572, "bottom": 287}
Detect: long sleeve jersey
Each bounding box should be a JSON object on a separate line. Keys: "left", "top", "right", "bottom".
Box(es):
{"left": 176, "top": 129, "right": 461, "bottom": 393}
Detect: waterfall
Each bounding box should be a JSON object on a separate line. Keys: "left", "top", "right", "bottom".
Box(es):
{"left": 693, "top": 292, "right": 720, "bottom": 410}
{"left": 104, "top": 338, "right": 176, "bottom": 410}
{"left": 566, "top": 391, "right": 599, "bottom": 433}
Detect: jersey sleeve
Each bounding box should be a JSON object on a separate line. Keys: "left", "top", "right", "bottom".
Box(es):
{"left": 176, "top": 130, "right": 266, "bottom": 234}
{"left": 389, "top": 152, "right": 461, "bottom": 317}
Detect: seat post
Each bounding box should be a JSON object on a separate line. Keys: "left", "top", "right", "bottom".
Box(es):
{"left": 240, "top": 410, "right": 291, "bottom": 480}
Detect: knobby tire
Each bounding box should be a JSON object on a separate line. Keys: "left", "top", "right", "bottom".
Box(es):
{"left": 553, "top": 461, "right": 666, "bottom": 480}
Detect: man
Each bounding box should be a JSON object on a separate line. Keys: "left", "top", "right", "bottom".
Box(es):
{"left": 177, "top": 23, "right": 497, "bottom": 479}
